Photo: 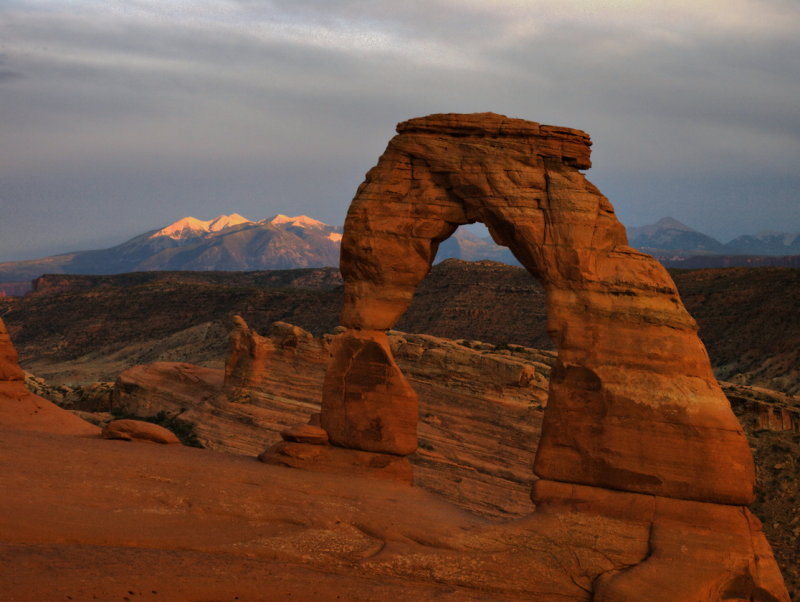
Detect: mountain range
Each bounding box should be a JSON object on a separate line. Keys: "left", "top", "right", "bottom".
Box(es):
{"left": 1, "top": 214, "right": 798, "bottom": 294}
{"left": 627, "top": 217, "right": 800, "bottom": 257}
{"left": 0, "top": 214, "right": 342, "bottom": 288}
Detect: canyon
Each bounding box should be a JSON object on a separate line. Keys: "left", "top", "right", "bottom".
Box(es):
{"left": 2, "top": 261, "right": 799, "bottom": 396}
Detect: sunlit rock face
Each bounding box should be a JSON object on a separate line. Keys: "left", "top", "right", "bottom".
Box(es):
{"left": 310, "top": 112, "right": 789, "bottom": 599}
{"left": 0, "top": 317, "right": 99, "bottom": 435}
{"left": 326, "top": 112, "right": 753, "bottom": 504}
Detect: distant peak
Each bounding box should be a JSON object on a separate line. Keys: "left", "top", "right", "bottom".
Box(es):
{"left": 267, "top": 214, "right": 329, "bottom": 229}
{"left": 207, "top": 213, "right": 252, "bottom": 232}
{"left": 653, "top": 217, "right": 694, "bottom": 231}
{"left": 152, "top": 213, "right": 254, "bottom": 239}
{"left": 153, "top": 216, "right": 211, "bottom": 239}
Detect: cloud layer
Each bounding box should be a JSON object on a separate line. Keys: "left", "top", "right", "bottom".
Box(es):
{"left": 1, "top": 0, "right": 798, "bottom": 259}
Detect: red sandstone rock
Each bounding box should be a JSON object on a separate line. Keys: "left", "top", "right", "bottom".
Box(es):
{"left": 225, "top": 316, "right": 329, "bottom": 406}
{"left": 311, "top": 112, "right": 786, "bottom": 599}
{"left": 261, "top": 440, "right": 413, "bottom": 483}
{"left": 329, "top": 112, "right": 754, "bottom": 506}
{"left": 533, "top": 480, "right": 787, "bottom": 601}
{"left": 0, "top": 318, "right": 99, "bottom": 436}
{"left": 0, "top": 318, "right": 25, "bottom": 381}
{"left": 102, "top": 419, "right": 180, "bottom": 445}
{"left": 321, "top": 329, "right": 418, "bottom": 455}
{"left": 280, "top": 423, "right": 329, "bottom": 445}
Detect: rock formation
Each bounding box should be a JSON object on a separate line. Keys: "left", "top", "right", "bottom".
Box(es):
{"left": 114, "top": 319, "right": 554, "bottom": 516}
{"left": 102, "top": 419, "right": 180, "bottom": 444}
{"left": 268, "top": 113, "right": 787, "bottom": 599}
{"left": 0, "top": 317, "right": 98, "bottom": 435}
{"left": 84, "top": 318, "right": 798, "bottom": 595}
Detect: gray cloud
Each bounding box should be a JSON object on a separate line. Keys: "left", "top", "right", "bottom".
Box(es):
{"left": 0, "top": 0, "right": 798, "bottom": 260}
{"left": 0, "top": 70, "right": 23, "bottom": 82}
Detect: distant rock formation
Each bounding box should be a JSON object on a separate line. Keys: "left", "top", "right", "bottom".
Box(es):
{"left": 0, "top": 317, "right": 98, "bottom": 435}
{"left": 272, "top": 112, "right": 787, "bottom": 600}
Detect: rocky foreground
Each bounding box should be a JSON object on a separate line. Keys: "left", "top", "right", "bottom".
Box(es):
{"left": 0, "top": 428, "right": 673, "bottom": 601}
{"left": 21, "top": 317, "right": 800, "bottom": 598}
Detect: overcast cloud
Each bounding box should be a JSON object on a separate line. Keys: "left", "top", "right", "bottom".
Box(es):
{"left": 1, "top": 0, "right": 798, "bottom": 260}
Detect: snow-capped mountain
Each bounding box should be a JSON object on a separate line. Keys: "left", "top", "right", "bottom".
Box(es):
{"left": 152, "top": 213, "right": 253, "bottom": 239}
{"left": 0, "top": 214, "right": 343, "bottom": 284}
{"left": 1, "top": 212, "right": 798, "bottom": 293}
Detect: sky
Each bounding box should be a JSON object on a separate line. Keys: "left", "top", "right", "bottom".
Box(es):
{"left": 1, "top": 0, "right": 798, "bottom": 261}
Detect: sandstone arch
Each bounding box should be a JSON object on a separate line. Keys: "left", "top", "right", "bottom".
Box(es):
{"left": 320, "top": 112, "right": 753, "bottom": 505}
{"left": 269, "top": 113, "right": 791, "bottom": 599}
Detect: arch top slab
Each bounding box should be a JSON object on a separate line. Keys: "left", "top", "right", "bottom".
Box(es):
{"left": 328, "top": 112, "right": 755, "bottom": 506}
{"left": 396, "top": 112, "right": 593, "bottom": 169}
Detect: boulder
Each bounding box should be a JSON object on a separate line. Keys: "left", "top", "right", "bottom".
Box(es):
{"left": 102, "top": 419, "right": 180, "bottom": 445}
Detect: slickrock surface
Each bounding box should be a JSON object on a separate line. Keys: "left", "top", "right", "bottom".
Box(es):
{"left": 0, "top": 427, "right": 709, "bottom": 602}
{"left": 0, "top": 318, "right": 98, "bottom": 436}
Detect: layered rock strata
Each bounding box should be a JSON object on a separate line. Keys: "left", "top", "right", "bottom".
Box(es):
{"left": 117, "top": 318, "right": 553, "bottom": 516}
{"left": 301, "top": 112, "right": 786, "bottom": 599}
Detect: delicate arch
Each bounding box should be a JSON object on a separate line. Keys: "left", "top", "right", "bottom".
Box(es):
{"left": 320, "top": 113, "right": 753, "bottom": 506}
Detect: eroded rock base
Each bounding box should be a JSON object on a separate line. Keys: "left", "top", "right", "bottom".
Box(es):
{"left": 261, "top": 441, "right": 413, "bottom": 484}
{"left": 533, "top": 479, "right": 787, "bottom": 601}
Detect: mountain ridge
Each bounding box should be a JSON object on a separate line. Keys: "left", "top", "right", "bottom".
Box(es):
{"left": 627, "top": 216, "right": 800, "bottom": 257}
{"left": 0, "top": 214, "right": 342, "bottom": 287}
{"left": 1, "top": 214, "right": 799, "bottom": 293}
